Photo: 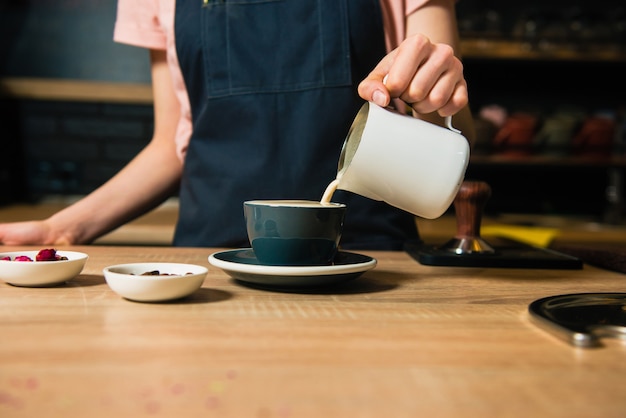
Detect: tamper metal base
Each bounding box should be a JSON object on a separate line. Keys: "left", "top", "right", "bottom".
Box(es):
{"left": 440, "top": 237, "right": 496, "bottom": 255}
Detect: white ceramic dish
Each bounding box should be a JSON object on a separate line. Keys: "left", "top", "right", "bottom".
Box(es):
{"left": 0, "top": 250, "right": 88, "bottom": 287}
{"left": 103, "top": 262, "right": 208, "bottom": 302}
{"left": 209, "top": 249, "right": 376, "bottom": 288}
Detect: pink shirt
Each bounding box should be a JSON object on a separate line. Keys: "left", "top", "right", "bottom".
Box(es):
{"left": 114, "top": 0, "right": 430, "bottom": 160}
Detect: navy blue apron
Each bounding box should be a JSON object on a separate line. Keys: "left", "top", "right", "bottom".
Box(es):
{"left": 173, "top": 0, "right": 419, "bottom": 250}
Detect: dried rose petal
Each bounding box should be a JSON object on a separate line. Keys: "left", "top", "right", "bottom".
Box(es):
{"left": 36, "top": 248, "right": 58, "bottom": 261}
{"left": 2, "top": 249, "right": 69, "bottom": 262}
{"left": 14, "top": 255, "right": 33, "bottom": 262}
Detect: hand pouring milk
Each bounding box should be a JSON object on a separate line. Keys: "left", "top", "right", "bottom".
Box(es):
{"left": 321, "top": 102, "right": 470, "bottom": 219}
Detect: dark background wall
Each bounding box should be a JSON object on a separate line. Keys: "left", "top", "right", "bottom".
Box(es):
{"left": 0, "top": 0, "right": 153, "bottom": 204}
{"left": 0, "top": 0, "right": 150, "bottom": 82}
{"left": 457, "top": 0, "right": 626, "bottom": 112}
{"left": 455, "top": 1, "right": 626, "bottom": 220}
{"left": 1, "top": 0, "right": 624, "bottom": 221}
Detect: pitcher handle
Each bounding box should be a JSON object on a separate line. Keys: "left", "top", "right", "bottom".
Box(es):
{"left": 445, "top": 116, "right": 462, "bottom": 134}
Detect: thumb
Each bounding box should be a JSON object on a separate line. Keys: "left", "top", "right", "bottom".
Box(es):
{"left": 358, "top": 62, "right": 391, "bottom": 108}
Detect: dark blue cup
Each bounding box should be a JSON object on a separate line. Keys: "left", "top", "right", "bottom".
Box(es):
{"left": 244, "top": 200, "right": 346, "bottom": 266}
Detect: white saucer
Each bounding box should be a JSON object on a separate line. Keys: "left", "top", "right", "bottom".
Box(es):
{"left": 208, "top": 249, "right": 376, "bottom": 288}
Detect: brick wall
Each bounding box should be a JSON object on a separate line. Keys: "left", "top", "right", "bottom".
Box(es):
{"left": 7, "top": 99, "right": 154, "bottom": 201}
{"left": 0, "top": 99, "right": 27, "bottom": 205}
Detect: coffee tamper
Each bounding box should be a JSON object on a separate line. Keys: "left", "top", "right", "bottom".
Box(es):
{"left": 439, "top": 180, "right": 495, "bottom": 254}
{"left": 412, "top": 180, "right": 581, "bottom": 268}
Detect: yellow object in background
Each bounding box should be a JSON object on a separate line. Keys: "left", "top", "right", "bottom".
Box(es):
{"left": 481, "top": 225, "right": 561, "bottom": 248}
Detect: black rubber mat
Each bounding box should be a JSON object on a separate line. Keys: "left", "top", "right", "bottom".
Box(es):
{"left": 405, "top": 240, "right": 583, "bottom": 269}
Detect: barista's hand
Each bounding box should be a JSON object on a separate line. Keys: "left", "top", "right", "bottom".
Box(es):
{"left": 358, "top": 33, "right": 468, "bottom": 117}
{"left": 0, "top": 220, "right": 69, "bottom": 246}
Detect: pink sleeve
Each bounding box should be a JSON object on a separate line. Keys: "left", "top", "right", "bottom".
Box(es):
{"left": 113, "top": 0, "right": 167, "bottom": 50}
{"left": 380, "top": 0, "right": 431, "bottom": 52}
{"left": 380, "top": 0, "right": 431, "bottom": 111}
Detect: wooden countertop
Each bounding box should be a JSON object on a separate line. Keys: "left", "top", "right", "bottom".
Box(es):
{"left": 2, "top": 197, "right": 625, "bottom": 248}
{"left": 1, "top": 245, "right": 625, "bottom": 417}
{"left": 0, "top": 197, "right": 178, "bottom": 246}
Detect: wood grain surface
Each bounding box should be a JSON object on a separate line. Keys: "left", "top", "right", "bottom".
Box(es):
{"left": 1, "top": 245, "right": 625, "bottom": 417}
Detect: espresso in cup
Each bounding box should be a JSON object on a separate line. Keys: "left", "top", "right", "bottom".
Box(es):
{"left": 244, "top": 200, "right": 346, "bottom": 266}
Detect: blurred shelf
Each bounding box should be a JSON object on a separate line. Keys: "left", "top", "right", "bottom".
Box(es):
{"left": 0, "top": 77, "right": 153, "bottom": 104}
{"left": 460, "top": 38, "right": 626, "bottom": 62}
{"left": 2, "top": 40, "right": 624, "bottom": 104}
{"left": 470, "top": 155, "right": 626, "bottom": 167}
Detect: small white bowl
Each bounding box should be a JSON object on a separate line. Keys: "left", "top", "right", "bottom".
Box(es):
{"left": 0, "top": 250, "right": 88, "bottom": 287}
{"left": 103, "top": 262, "right": 208, "bottom": 302}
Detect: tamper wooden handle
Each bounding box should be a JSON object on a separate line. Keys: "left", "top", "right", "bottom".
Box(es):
{"left": 454, "top": 180, "right": 491, "bottom": 239}
{"left": 441, "top": 180, "right": 495, "bottom": 254}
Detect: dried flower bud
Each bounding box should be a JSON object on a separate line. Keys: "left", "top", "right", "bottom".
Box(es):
{"left": 15, "top": 255, "right": 34, "bottom": 262}
{"left": 36, "top": 248, "right": 58, "bottom": 261}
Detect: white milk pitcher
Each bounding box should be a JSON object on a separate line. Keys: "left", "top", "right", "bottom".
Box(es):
{"left": 335, "top": 101, "right": 470, "bottom": 219}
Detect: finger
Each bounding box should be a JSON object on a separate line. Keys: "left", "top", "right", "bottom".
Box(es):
{"left": 398, "top": 43, "right": 456, "bottom": 105}
{"left": 410, "top": 78, "right": 468, "bottom": 117}
{"left": 436, "top": 81, "right": 469, "bottom": 117}
{"left": 383, "top": 35, "right": 432, "bottom": 99}
{"left": 358, "top": 53, "right": 396, "bottom": 107}
{"left": 408, "top": 67, "right": 457, "bottom": 115}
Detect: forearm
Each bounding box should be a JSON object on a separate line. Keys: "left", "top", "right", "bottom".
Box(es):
{"left": 47, "top": 49, "right": 183, "bottom": 245}
{"left": 47, "top": 141, "right": 182, "bottom": 245}
{"left": 406, "top": 0, "right": 475, "bottom": 144}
